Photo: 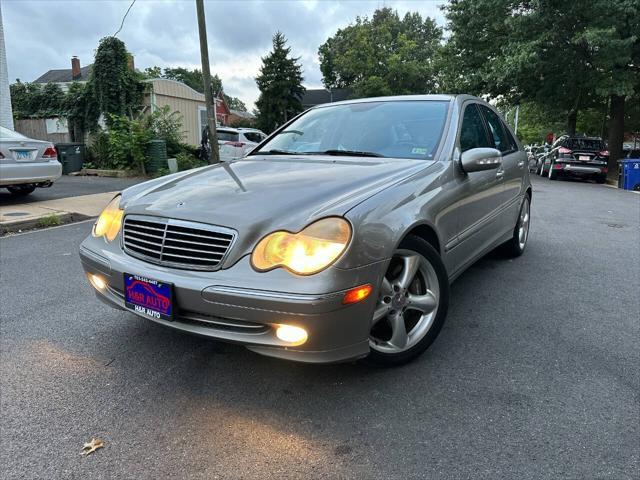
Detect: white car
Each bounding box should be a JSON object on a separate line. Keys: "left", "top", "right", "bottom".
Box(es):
{"left": 217, "top": 127, "right": 267, "bottom": 161}
{"left": 0, "top": 126, "right": 62, "bottom": 196}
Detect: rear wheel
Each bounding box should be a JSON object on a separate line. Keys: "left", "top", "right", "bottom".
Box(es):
{"left": 595, "top": 174, "right": 606, "bottom": 184}
{"left": 501, "top": 196, "right": 530, "bottom": 257}
{"left": 7, "top": 185, "right": 36, "bottom": 196}
{"left": 366, "top": 235, "right": 449, "bottom": 366}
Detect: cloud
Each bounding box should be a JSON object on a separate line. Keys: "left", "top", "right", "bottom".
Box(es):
{"left": 2, "top": 0, "right": 446, "bottom": 109}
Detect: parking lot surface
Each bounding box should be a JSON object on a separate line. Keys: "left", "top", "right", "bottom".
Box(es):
{"left": 1, "top": 176, "right": 638, "bottom": 479}
{"left": 0, "top": 176, "right": 144, "bottom": 205}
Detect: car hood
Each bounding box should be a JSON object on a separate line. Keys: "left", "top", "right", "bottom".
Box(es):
{"left": 121, "top": 155, "right": 432, "bottom": 263}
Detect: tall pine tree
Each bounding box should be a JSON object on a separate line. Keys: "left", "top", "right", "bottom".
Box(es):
{"left": 255, "top": 32, "right": 305, "bottom": 133}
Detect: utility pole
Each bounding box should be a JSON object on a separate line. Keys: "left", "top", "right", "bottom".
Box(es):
{"left": 195, "top": 0, "right": 220, "bottom": 164}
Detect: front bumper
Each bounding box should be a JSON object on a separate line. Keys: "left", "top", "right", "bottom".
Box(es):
{"left": 80, "top": 240, "right": 386, "bottom": 364}
{"left": 0, "top": 160, "right": 62, "bottom": 186}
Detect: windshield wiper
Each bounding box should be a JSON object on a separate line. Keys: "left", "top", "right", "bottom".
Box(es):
{"left": 254, "top": 149, "right": 299, "bottom": 155}
{"left": 314, "top": 149, "right": 385, "bottom": 158}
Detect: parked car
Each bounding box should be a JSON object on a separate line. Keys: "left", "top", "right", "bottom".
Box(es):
{"left": 535, "top": 148, "right": 548, "bottom": 175}
{"left": 0, "top": 126, "right": 62, "bottom": 196}
{"left": 540, "top": 135, "right": 608, "bottom": 182}
{"left": 526, "top": 145, "right": 541, "bottom": 172}
{"left": 80, "top": 95, "right": 531, "bottom": 366}
{"left": 217, "top": 127, "right": 267, "bottom": 161}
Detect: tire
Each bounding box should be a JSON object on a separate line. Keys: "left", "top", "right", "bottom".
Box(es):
{"left": 595, "top": 174, "right": 606, "bottom": 184}
{"left": 501, "top": 196, "right": 530, "bottom": 257}
{"left": 366, "top": 235, "right": 449, "bottom": 367}
{"left": 539, "top": 163, "right": 546, "bottom": 176}
{"left": 7, "top": 185, "right": 36, "bottom": 196}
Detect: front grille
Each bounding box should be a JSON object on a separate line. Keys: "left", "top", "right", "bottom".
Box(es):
{"left": 122, "top": 215, "right": 236, "bottom": 270}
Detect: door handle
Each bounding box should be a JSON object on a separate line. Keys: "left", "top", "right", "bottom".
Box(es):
{"left": 496, "top": 169, "right": 504, "bottom": 179}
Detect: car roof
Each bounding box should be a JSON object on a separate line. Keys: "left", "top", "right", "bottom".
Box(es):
{"left": 311, "top": 93, "right": 467, "bottom": 109}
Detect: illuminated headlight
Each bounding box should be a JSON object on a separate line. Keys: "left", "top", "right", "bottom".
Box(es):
{"left": 251, "top": 217, "right": 351, "bottom": 275}
{"left": 92, "top": 195, "right": 124, "bottom": 242}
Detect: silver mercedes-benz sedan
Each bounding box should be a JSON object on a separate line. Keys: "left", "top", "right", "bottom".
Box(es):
{"left": 80, "top": 95, "right": 531, "bottom": 366}
{"left": 0, "top": 126, "right": 62, "bottom": 196}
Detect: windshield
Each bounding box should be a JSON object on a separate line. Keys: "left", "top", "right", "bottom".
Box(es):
{"left": 254, "top": 100, "right": 449, "bottom": 160}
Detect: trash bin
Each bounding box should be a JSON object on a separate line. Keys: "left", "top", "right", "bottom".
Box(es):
{"left": 56, "top": 143, "right": 85, "bottom": 174}
{"left": 620, "top": 158, "right": 640, "bottom": 191}
{"left": 146, "top": 139, "right": 167, "bottom": 174}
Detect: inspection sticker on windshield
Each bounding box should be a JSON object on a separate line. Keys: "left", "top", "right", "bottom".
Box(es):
{"left": 411, "top": 147, "right": 428, "bottom": 155}
{"left": 124, "top": 274, "right": 173, "bottom": 321}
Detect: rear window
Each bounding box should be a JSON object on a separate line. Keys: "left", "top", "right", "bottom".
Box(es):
{"left": 217, "top": 130, "right": 239, "bottom": 142}
{"left": 566, "top": 138, "right": 604, "bottom": 151}
{"left": 0, "top": 126, "right": 28, "bottom": 140}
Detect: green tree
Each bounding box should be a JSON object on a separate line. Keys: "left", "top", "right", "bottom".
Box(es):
{"left": 87, "top": 36, "right": 145, "bottom": 126}
{"left": 10, "top": 81, "right": 65, "bottom": 118}
{"left": 442, "top": 0, "right": 639, "bottom": 175}
{"left": 319, "top": 8, "right": 442, "bottom": 97}
{"left": 255, "top": 32, "right": 305, "bottom": 133}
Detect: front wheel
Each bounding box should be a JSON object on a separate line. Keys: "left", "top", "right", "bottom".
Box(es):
{"left": 366, "top": 235, "right": 449, "bottom": 366}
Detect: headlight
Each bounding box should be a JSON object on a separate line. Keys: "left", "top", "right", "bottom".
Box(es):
{"left": 251, "top": 217, "right": 351, "bottom": 275}
{"left": 92, "top": 195, "right": 124, "bottom": 242}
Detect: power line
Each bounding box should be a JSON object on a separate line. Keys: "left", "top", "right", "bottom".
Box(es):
{"left": 113, "top": 0, "right": 137, "bottom": 37}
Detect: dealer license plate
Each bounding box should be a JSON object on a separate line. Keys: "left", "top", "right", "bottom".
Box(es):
{"left": 124, "top": 273, "right": 173, "bottom": 320}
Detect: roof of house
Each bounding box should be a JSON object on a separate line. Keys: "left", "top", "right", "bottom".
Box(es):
{"left": 301, "top": 88, "right": 352, "bottom": 107}
{"left": 34, "top": 65, "right": 92, "bottom": 83}
{"left": 230, "top": 109, "right": 255, "bottom": 119}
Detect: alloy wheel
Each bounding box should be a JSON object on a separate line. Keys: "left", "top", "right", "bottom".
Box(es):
{"left": 369, "top": 250, "right": 440, "bottom": 354}
{"left": 518, "top": 197, "right": 530, "bottom": 250}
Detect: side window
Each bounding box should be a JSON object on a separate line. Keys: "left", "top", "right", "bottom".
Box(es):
{"left": 459, "top": 104, "right": 492, "bottom": 152}
{"left": 243, "top": 132, "right": 262, "bottom": 143}
{"left": 479, "top": 106, "right": 513, "bottom": 154}
{"left": 501, "top": 121, "right": 519, "bottom": 151}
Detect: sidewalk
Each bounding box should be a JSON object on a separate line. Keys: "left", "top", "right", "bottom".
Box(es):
{"left": 0, "top": 191, "right": 117, "bottom": 234}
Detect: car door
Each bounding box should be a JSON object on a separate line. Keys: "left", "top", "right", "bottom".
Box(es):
{"left": 448, "top": 102, "right": 506, "bottom": 274}
{"left": 477, "top": 105, "right": 526, "bottom": 228}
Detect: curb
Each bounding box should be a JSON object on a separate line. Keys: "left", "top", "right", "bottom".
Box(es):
{"left": 0, "top": 212, "right": 91, "bottom": 236}
{"left": 73, "top": 168, "right": 140, "bottom": 178}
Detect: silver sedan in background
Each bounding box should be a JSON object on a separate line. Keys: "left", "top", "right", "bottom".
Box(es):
{"left": 0, "top": 126, "right": 62, "bottom": 196}
{"left": 80, "top": 95, "right": 531, "bottom": 366}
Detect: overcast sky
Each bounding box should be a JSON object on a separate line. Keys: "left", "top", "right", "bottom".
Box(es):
{"left": 3, "top": 0, "right": 446, "bottom": 109}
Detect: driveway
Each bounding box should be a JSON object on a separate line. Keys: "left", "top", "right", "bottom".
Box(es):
{"left": 0, "top": 175, "right": 145, "bottom": 205}
{"left": 0, "top": 176, "right": 638, "bottom": 479}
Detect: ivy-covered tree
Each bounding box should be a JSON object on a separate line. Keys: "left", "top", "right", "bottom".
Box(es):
{"left": 255, "top": 32, "right": 305, "bottom": 133}
{"left": 10, "top": 81, "right": 65, "bottom": 118}
{"left": 319, "top": 8, "right": 442, "bottom": 97}
{"left": 87, "top": 36, "right": 145, "bottom": 126}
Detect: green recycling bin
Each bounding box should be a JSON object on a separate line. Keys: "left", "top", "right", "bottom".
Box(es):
{"left": 56, "top": 143, "right": 85, "bottom": 174}
{"left": 146, "top": 139, "right": 167, "bottom": 174}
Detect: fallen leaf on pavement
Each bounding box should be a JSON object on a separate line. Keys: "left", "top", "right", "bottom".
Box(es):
{"left": 80, "top": 438, "right": 104, "bottom": 456}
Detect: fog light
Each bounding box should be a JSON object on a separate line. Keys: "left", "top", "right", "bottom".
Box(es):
{"left": 275, "top": 325, "right": 308, "bottom": 345}
{"left": 88, "top": 273, "right": 107, "bottom": 291}
{"left": 343, "top": 284, "right": 373, "bottom": 305}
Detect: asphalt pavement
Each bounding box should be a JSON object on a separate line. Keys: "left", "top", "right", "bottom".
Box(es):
{"left": 0, "top": 175, "right": 144, "bottom": 205}
{"left": 1, "top": 176, "right": 638, "bottom": 479}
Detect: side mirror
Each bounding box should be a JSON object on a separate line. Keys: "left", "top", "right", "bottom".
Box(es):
{"left": 460, "top": 147, "right": 502, "bottom": 173}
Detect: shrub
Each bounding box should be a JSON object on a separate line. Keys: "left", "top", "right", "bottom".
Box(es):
{"left": 176, "top": 152, "right": 207, "bottom": 171}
